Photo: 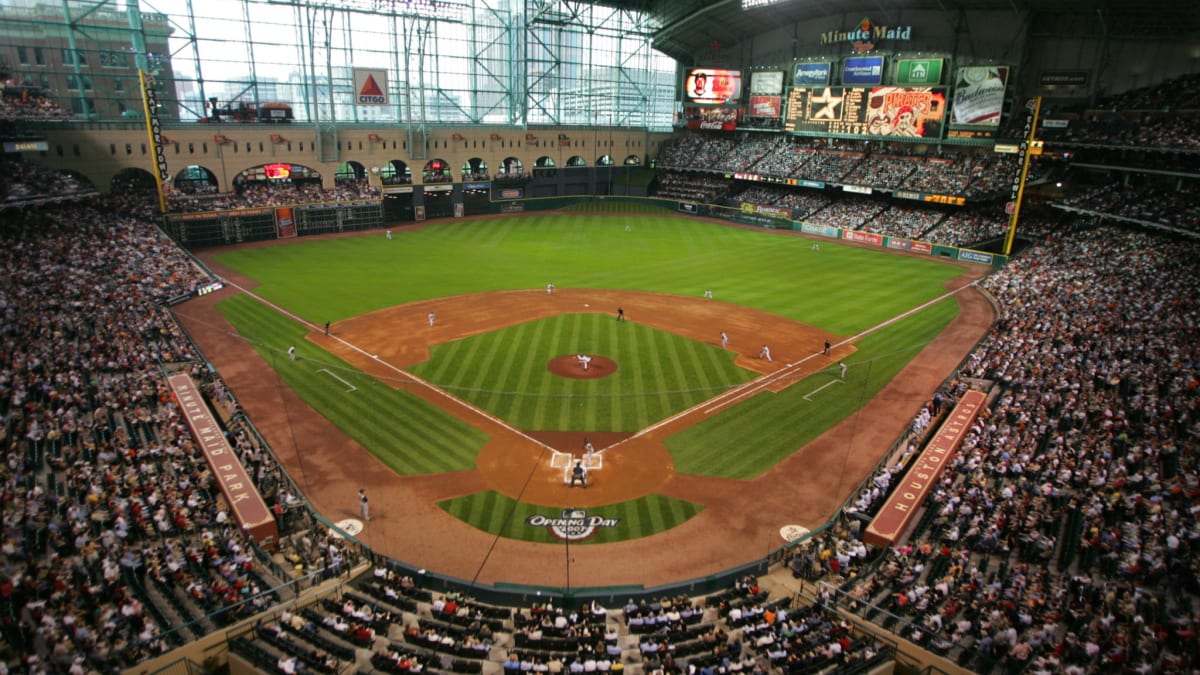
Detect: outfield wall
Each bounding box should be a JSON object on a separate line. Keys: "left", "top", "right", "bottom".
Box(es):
{"left": 160, "top": 192, "right": 1005, "bottom": 268}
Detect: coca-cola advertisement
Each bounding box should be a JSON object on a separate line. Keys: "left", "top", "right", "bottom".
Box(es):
{"left": 685, "top": 107, "right": 741, "bottom": 131}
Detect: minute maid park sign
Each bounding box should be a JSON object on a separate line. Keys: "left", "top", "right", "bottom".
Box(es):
{"left": 821, "top": 17, "right": 913, "bottom": 54}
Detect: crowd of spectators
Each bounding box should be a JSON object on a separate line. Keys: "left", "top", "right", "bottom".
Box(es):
{"left": 657, "top": 133, "right": 1019, "bottom": 201}
{"left": 0, "top": 83, "right": 72, "bottom": 122}
{"left": 1095, "top": 72, "right": 1200, "bottom": 112}
{"left": 0, "top": 173, "right": 361, "bottom": 672}
{"left": 859, "top": 204, "right": 946, "bottom": 240}
{"left": 824, "top": 221, "right": 1200, "bottom": 673}
{"left": 705, "top": 135, "right": 778, "bottom": 174}
{"left": 923, "top": 207, "right": 1011, "bottom": 247}
{"left": 653, "top": 172, "right": 730, "bottom": 203}
{"left": 901, "top": 155, "right": 980, "bottom": 197}
{"left": 841, "top": 155, "right": 918, "bottom": 191}
{"left": 164, "top": 179, "right": 380, "bottom": 213}
{"left": 1059, "top": 180, "right": 1200, "bottom": 234}
{"left": 798, "top": 151, "right": 863, "bottom": 185}
{"left": 1, "top": 157, "right": 97, "bottom": 207}
{"left": 806, "top": 194, "right": 889, "bottom": 230}
{"left": 493, "top": 171, "right": 531, "bottom": 185}
{"left": 729, "top": 185, "right": 831, "bottom": 219}
{"left": 747, "top": 141, "right": 816, "bottom": 178}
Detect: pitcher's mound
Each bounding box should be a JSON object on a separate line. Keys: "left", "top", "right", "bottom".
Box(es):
{"left": 547, "top": 355, "right": 617, "bottom": 380}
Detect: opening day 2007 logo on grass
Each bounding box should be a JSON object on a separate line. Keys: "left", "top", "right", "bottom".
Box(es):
{"left": 527, "top": 509, "right": 620, "bottom": 541}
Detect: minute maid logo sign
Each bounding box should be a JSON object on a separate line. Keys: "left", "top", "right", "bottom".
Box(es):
{"left": 821, "top": 17, "right": 912, "bottom": 54}
{"left": 526, "top": 509, "right": 620, "bottom": 541}
{"left": 353, "top": 68, "right": 389, "bottom": 106}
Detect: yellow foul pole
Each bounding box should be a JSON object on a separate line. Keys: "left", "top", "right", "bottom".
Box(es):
{"left": 138, "top": 69, "right": 170, "bottom": 214}
{"left": 1003, "top": 96, "right": 1042, "bottom": 257}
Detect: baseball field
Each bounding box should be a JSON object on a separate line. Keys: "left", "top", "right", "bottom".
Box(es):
{"left": 179, "top": 205, "right": 992, "bottom": 589}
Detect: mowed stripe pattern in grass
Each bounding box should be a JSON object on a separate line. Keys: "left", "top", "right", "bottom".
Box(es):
{"left": 666, "top": 298, "right": 959, "bottom": 479}
{"left": 438, "top": 491, "right": 705, "bottom": 544}
{"left": 214, "top": 215, "right": 962, "bottom": 336}
{"left": 217, "top": 294, "right": 490, "bottom": 475}
{"left": 409, "top": 314, "right": 755, "bottom": 432}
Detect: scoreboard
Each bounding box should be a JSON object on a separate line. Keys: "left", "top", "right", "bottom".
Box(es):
{"left": 785, "top": 86, "right": 946, "bottom": 138}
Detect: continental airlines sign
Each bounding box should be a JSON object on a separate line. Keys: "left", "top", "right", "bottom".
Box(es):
{"left": 821, "top": 17, "right": 912, "bottom": 53}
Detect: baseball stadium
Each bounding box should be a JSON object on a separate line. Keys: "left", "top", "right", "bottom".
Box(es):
{"left": 0, "top": 0, "right": 1197, "bottom": 674}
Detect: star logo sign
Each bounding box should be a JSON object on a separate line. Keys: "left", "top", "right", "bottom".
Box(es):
{"left": 811, "top": 88, "right": 844, "bottom": 120}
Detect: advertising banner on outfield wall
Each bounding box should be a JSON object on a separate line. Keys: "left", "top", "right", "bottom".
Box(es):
{"left": 801, "top": 222, "right": 840, "bottom": 238}
{"left": 958, "top": 249, "right": 994, "bottom": 264}
{"left": 275, "top": 207, "right": 297, "bottom": 239}
{"left": 713, "top": 207, "right": 785, "bottom": 229}
{"left": 741, "top": 202, "right": 792, "bottom": 219}
{"left": 842, "top": 230, "right": 883, "bottom": 245}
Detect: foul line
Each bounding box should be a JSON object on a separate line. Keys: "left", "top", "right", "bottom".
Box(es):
{"left": 223, "top": 280, "right": 563, "bottom": 456}
{"left": 634, "top": 280, "right": 980, "bottom": 439}
{"left": 317, "top": 368, "right": 357, "bottom": 392}
{"left": 802, "top": 379, "right": 842, "bottom": 401}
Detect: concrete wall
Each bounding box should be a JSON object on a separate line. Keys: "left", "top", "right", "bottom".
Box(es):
{"left": 22, "top": 125, "right": 674, "bottom": 194}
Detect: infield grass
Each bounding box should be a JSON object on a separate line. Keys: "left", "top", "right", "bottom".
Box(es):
{"left": 437, "top": 491, "right": 705, "bottom": 544}
{"left": 410, "top": 313, "right": 755, "bottom": 432}
{"left": 217, "top": 293, "right": 490, "bottom": 475}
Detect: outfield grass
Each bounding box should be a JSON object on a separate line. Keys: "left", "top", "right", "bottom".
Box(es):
{"left": 217, "top": 294, "right": 491, "bottom": 475}
{"left": 409, "top": 314, "right": 756, "bottom": 432}
{"left": 214, "top": 215, "right": 961, "bottom": 335}
{"left": 665, "top": 298, "right": 958, "bottom": 479}
{"left": 437, "top": 491, "right": 705, "bottom": 544}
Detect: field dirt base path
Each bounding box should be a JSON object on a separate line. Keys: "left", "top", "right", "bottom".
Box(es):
{"left": 181, "top": 244, "right": 992, "bottom": 590}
